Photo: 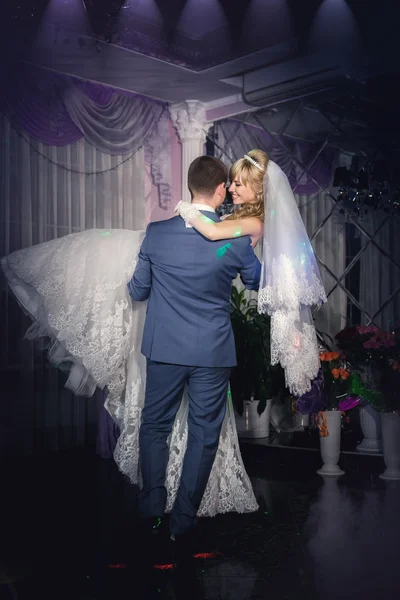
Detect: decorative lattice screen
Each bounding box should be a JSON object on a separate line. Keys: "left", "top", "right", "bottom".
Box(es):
{"left": 209, "top": 102, "right": 400, "bottom": 340}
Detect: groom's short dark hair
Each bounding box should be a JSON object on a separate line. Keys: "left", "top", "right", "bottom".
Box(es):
{"left": 188, "top": 156, "right": 228, "bottom": 198}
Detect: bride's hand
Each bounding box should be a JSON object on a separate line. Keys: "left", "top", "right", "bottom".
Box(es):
{"left": 174, "top": 201, "right": 206, "bottom": 228}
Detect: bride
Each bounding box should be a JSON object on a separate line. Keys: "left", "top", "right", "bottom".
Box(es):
{"left": 1, "top": 149, "right": 326, "bottom": 517}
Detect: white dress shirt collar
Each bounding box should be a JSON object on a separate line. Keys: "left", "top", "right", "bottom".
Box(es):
{"left": 190, "top": 203, "right": 216, "bottom": 213}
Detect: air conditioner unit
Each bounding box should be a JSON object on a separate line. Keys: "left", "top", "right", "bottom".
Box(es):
{"left": 243, "top": 69, "right": 348, "bottom": 107}
{"left": 222, "top": 54, "right": 354, "bottom": 108}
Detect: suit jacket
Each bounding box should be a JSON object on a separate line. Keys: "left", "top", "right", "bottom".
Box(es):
{"left": 128, "top": 211, "right": 261, "bottom": 367}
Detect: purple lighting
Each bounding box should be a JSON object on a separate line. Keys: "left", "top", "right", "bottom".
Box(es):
{"left": 34, "top": 0, "right": 93, "bottom": 46}
{"left": 308, "top": 0, "right": 362, "bottom": 60}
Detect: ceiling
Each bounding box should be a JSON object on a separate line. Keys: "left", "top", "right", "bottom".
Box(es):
{"left": 238, "top": 79, "right": 400, "bottom": 158}
{"left": 2, "top": 1, "right": 399, "bottom": 154}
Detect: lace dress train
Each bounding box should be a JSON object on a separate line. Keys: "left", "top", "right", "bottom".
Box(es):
{"left": 2, "top": 228, "right": 258, "bottom": 516}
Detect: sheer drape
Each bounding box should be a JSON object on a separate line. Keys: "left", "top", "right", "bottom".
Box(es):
{"left": 359, "top": 213, "right": 400, "bottom": 329}
{"left": 0, "top": 114, "right": 145, "bottom": 456}
{"left": 297, "top": 192, "right": 346, "bottom": 340}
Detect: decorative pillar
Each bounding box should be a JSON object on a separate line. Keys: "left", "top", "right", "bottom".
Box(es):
{"left": 170, "top": 100, "right": 212, "bottom": 203}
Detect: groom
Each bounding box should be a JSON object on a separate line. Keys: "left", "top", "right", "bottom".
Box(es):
{"left": 128, "top": 156, "right": 261, "bottom": 561}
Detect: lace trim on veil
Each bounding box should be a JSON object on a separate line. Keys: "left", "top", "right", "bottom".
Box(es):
{"left": 259, "top": 160, "right": 328, "bottom": 397}
{"left": 258, "top": 253, "right": 327, "bottom": 313}
{"left": 258, "top": 253, "right": 326, "bottom": 396}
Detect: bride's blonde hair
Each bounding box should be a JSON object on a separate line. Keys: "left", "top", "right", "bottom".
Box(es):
{"left": 226, "top": 149, "right": 269, "bottom": 221}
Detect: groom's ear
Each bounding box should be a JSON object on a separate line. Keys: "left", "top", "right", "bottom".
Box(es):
{"left": 217, "top": 181, "right": 226, "bottom": 198}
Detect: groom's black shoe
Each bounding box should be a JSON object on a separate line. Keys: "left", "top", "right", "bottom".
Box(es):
{"left": 139, "top": 516, "right": 172, "bottom": 568}
{"left": 141, "top": 515, "right": 167, "bottom": 537}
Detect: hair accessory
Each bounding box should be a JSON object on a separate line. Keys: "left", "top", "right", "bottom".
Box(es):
{"left": 243, "top": 154, "right": 263, "bottom": 172}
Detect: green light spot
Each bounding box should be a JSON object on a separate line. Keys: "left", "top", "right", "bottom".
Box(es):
{"left": 270, "top": 209, "right": 276, "bottom": 217}
{"left": 233, "top": 228, "right": 242, "bottom": 237}
{"left": 153, "top": 517, "right": 162, "bottom": 530}
{"left": 201, "top": 215, "right": 215, "bottom": 224}
{"left": 216, "top": 243, "right": 231, "bottom": 258}
{"left": 101, "top": 231, "right": 111, "bottom": 237}
{"left": 264, "top": 511, "right": 269, "bottom": 515}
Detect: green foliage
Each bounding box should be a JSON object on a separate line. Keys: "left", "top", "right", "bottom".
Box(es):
{"left": 230, "top": 287, "right": 285, "bottom": 415}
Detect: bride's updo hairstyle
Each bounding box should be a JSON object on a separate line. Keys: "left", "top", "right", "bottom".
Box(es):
{"left": 227, "top": 149, "right": 269, "bottom": 221}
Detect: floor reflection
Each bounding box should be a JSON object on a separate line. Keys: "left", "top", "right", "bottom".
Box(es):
{"left": 304, "top": 477, "right": 400, "bottom": 599}
{"left": 1, "top": 448, "right": 399, "bottom": 599}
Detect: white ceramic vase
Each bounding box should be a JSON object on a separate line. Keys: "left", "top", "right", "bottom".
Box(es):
{"left": 235, "top": 399, "right": 272, "bottom": 439}
{"left": 317, "top": 410, "right": 345, "bottom": 476}
{"left": 380, "top": 412, "right": 400, "bottom": 480}
{"left": 356, "top": 404, "right": 382, "bottom": 454}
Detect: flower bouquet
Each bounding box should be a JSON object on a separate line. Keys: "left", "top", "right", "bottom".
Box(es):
{"left": 335, "top": 326, "right": 400, "bottom": 412}
{"left": 295, "top": 350, "right": 356, "bottom": 438}
{"left": 296, "top": 351, "right": 355, "bottom": 414}
{"left": 319, "top": 351, "right": 353, "bottom": 410}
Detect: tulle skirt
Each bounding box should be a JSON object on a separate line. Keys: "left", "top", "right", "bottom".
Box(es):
{"left": 2, "top": 228, "right": 258, "bottom": 516}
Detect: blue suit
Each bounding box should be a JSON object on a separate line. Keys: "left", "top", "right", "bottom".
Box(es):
{"left": 128, "top": 211, "right": 261, "bottom": 533}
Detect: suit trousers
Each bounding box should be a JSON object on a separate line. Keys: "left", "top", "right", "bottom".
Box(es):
{"left": 138, "top": 359, "right": 231, "bottom": 534}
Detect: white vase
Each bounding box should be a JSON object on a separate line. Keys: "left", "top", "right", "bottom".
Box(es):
{"left": 357, "top": 404, "right": 382, "bottom": 454}
{"left": 235, "top": 399, "right": 272, "bottom": 439}
{"left": 380, "top": 412, "right": 400, "bottom": 480}
{"left": 317, "top": 410, "right": 345, "bottom": 477}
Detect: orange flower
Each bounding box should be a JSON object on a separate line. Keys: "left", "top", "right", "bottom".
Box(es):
{"left": 320, "top": 351, "right": 340, "bottom": 362}
{"left": 325, "top": 351, "right": 339, "bottom": 362}
{"left": 331, "top": 368, "right": 340, "bottom": 379}
{"left": 339, "top": 368, "right": 350, "bottom": 380}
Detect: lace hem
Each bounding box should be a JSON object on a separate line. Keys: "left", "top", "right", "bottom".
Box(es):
{"left": 108, "top": 383, "right": 259, "bottom": 517}
{"left": 257, "top": 252, "right": 325, "bottom": 396}
{"left": 258, "top": 253, "right": 327, "bottom": 315}
{"left": 270, "top": 309, "right": 321, "bottom": 397}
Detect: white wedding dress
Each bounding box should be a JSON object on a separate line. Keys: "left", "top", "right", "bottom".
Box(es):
{"left": 1, "top": 228, "right": 258, "bottom": 516}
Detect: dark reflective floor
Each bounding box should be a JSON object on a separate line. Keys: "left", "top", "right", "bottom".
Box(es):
{"left": 1, "top": 442, "right": 399, "bottom": 599}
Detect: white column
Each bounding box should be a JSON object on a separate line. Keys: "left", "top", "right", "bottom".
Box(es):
{"left": 169, "top": 100, "right": 212, "bottom": 203}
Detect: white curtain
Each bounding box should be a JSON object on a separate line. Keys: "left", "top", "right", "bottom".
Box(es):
{"left": 359, "top": 213, "right": 400, "bottom": 329}
{"left": 0, "top": 114, "right": 145, "bottom": 455}
{"left": 296, "top": 192, "right": 346, "bottom": 342}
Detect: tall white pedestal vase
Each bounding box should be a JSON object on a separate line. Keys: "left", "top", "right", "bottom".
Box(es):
{"left": 357, "top": 404, "right": 382, "bottom": 454}
{"left": 380, "top": 412, "right": 400, "bottom": 480}
{"left": 317, "top": 410, "right": 345, "bottom": 476}
{"left": 235, "top": 399, "right": 272, "bottom": 439}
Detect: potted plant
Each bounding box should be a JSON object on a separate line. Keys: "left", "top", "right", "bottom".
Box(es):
{"left": 335, "top": 325, "right": 400, "bottom": 455}
{"left": 318, "top": 351, "right": 355, "bottom": 476}
{"left": 379, "top": 363, "right": 400, "bottom": 479}
{"left": 296, "top": 350, "right": 355, "bottom": 476}
{"left": 230, "top": 287, "right": 285, "bottom": 438}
